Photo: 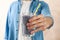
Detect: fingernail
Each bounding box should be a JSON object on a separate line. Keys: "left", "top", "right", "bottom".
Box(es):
{"left": 29, "top": 20, "right": 31, "bottom": 22}
{"left": 31, "top": 31, "right": 34, "bottom": 34}
{"left": 26, "top": 23, "right": 30, "bottom": 26}
{"left": 27, "top": 27, "right": 30, "bottom": 29}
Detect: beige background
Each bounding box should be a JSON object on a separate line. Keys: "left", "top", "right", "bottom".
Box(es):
{"left": 44, "top": 0, "right": 60, "bottom": 40}
{"left": 0, "top": 0, "right": 60, "bottom": 40}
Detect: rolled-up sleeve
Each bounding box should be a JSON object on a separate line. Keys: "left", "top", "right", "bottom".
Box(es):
{"left": 41, "top": 2, "right": 51, "bottom": 17}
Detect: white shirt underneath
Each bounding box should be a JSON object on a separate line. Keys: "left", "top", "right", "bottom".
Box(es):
{"left": 18, "top": 1, "right": 32, "bottom": 40}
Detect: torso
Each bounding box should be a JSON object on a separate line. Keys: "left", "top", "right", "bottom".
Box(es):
{"left": 18, "top": 1, "right": 32, "bottom": 40}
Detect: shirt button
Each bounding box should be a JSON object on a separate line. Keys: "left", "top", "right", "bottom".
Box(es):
{"left": 16, "top": 20, "right": 19, "bottom": 23}
{"left": 16, "top": 29, "right": 18, "bottom": 31}
{"left": 18, "top": 11, "right": 20, "bottom": 14}
{"left": 16, "top": 38, "right": 17, "bottom": 40}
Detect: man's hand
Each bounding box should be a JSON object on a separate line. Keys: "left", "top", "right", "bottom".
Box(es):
{"left": 26, "top": 14, "right": 53, "bottom": 34}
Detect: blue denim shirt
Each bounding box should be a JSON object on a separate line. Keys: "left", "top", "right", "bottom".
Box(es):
{"left": 5, "top": 0, "right": 51, "bottom": 40}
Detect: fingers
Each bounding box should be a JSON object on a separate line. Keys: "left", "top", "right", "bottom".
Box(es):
{"left": 26, "top": 14, "right": 48, "bottom": 34}
{"left": 27, "top": 18, "right": 45, "bottom": 26}
{"left": 30, "top": 26, "right": 45, "bottom": 34}
{"left": 30, "top": 20, "right": 50, "bottom": 34}
{"left": 27, "top": 22, "right": 44, "bottom": 30}
{"left": 29, "top": 14, "right": 44, "bottom": 22}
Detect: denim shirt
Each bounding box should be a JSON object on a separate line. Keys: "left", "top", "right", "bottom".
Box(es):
{"left": 5, "top": 0, "right": 51, "bottom": 40}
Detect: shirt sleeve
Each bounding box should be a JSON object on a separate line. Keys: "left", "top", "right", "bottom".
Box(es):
{"left": 41, "top": 1, "right": 54, "bottom": 29}
{"left": 5, "top": 9, "right": 10, "bottom": 40}
{"left": 41, "top": 2, "right": 51, "bottom": 17}
{"left": 5, "top": 2, "right": 13, "bottom": 40}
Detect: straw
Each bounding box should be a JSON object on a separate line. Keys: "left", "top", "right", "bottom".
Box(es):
{"left": 34, "top": 3, "right": 41, "bottom": 15}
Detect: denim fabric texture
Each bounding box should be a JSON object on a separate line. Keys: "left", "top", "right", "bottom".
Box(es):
{"left": 5, "top": 0, "right": 51, "bottom": 40}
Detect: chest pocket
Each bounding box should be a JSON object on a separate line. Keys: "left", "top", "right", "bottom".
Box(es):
{"left": 29, "top": 1, "right": 42, "bottom": 15}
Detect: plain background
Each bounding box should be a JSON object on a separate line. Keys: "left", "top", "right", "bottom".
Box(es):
{"left": 0, "top": 0, "right": 60, "bottom": 40}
